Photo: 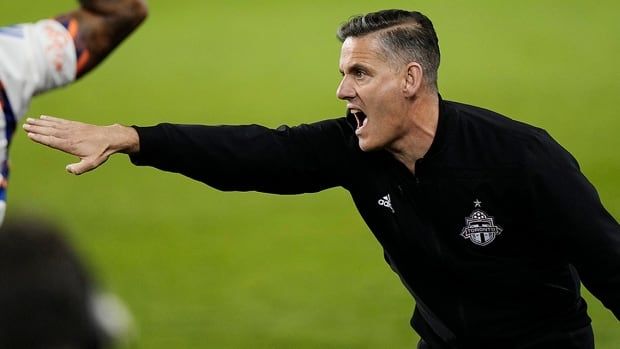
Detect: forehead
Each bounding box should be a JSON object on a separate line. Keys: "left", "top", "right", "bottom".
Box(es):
{"left": 339, "top": 35, "right": 387, "bottom": 70}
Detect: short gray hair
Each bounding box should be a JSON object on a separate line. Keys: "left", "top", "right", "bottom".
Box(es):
{"left": 337, "top": 10, "right": 440, "bottom": 90}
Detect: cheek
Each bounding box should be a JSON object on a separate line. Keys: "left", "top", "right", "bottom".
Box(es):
{"left": 365, "top": 85, "right": 395, "bottom": 114}
{"left": 371, "top": 89, "right": 406, "bottom": 138}
{"left": 373, "top": 79, "right": 402, "bottom": 106}
{"left": 370, "top": 87, "right": 403, "bottom": 122}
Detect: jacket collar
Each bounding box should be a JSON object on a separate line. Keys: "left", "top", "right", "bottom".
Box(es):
{"left": 421, "top": 94, "right": 456, "bottom": 162}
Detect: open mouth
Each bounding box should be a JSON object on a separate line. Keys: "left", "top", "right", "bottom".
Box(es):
{"left": 350, "top": 109, "right": 368, "bottom": 132}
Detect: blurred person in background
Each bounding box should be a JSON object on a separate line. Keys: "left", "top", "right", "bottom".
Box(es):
{"left": 23, "top": 9, "right": 619, "bottom": 349}
{"left": 0, "top": 0, "right": 148, "bottom": 225}
{"left": 0, "top": 217, "right": 133, "bottom": 349}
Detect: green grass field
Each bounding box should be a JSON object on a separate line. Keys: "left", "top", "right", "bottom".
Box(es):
{"left": 2, "top": 1, "right": 619, "bottom": 348}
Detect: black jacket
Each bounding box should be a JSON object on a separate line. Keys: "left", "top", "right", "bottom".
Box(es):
{"left": 130, "top": 99, "right": 620, "bottom": 348}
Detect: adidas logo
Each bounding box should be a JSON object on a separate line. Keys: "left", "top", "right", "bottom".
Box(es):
{"left": 378, "top": 194, "right": 394, "bottom": 213}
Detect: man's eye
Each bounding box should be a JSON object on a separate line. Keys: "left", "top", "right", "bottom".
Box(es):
{"left": 354, "top": 70, "right": 366, "bottom": 79}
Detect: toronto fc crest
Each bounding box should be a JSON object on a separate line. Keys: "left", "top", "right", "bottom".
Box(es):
{"left": 460, "top": 199, "right": 503, "bottom": 246}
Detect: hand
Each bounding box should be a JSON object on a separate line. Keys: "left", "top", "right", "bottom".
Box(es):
{"left": 23, "top": 115, "right": 139, "bottom": 175}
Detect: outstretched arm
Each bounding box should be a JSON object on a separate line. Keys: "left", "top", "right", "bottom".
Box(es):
{"left": 24, "top": 114, "right": 359, "bottom": 194}
{"left": 23, "top": 115, "right": 139, "bottom": 175}
{"left": 55, "top": 0, "right": 148, "bottom": 78}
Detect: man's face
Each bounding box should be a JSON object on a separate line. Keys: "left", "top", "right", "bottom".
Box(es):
{"left": 337, "top": 35, "right": 409, "bottom": 152}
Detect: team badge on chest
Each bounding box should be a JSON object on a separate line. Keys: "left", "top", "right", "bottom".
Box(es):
{"left": 460, "top": 199, "right": 503, "bottom": 246}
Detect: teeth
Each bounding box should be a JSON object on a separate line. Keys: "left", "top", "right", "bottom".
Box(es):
{"left": 353, "top": 112, "right": 367, "bottom": 130}
{"left": 349, "top": 108, "right": 367, "bottom": 130}
{"left": 355, "top": 117, "right": 367, "bottom": 135}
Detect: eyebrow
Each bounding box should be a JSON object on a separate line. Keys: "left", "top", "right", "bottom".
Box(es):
{"left": 339, "top": 63, "right": 370, "bottom": 75}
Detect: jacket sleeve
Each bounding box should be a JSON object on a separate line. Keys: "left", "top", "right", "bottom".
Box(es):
{"left": 128, "top": 117, "right": 359, "bottom": 194}
{"left": 535, "top": 159, "right": 620, "bottom": 320}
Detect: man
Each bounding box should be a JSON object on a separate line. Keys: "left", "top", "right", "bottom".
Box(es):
{"left": 23, "top": 9, "right": 619, "bottom": 349}
{"left": 0, "top": 0, "right": 148, "bottom": 225}
{"left": 0, "top": 217, "right": 133, "bottom": 348}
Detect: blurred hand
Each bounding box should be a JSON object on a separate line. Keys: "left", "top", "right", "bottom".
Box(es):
{"left": 23, "top": 115, "right": 138, "bottom": 175}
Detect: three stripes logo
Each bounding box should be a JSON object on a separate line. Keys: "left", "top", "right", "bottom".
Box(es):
{"left": 378, "top": 194, "right": 394, "bottom": 213}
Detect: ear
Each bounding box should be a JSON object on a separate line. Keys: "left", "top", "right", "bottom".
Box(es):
{"left": 403, "top": 62, "right": 423, "bottom": 98}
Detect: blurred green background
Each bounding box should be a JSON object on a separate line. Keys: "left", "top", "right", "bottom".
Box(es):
{"left": 2, "top": 0, "right": 619, "bottom": 348}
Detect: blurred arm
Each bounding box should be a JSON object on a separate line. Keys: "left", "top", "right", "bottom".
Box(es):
{"left": 0, "top": 0, "right": 147, "bottom": 118}
{"left": 55, "top": 0, "right": 148, "bottom": 78}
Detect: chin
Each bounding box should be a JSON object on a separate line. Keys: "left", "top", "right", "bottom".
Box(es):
{"left": 358, "top": 139, "right": 378, "bottom": 152}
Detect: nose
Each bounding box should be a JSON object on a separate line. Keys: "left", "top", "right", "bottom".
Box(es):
{"left": 336, "top": 76, "right": 355, "bottom": 101}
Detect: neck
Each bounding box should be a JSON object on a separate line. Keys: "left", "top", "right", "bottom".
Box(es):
{"left": 387, "top": 92, "right": 439, "bottom": 173}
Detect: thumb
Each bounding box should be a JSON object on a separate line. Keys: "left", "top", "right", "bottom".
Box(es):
{"left": 66, "top": 155, "right": 109, "bottom": 175}
{"left": 66, "top": 159, "right": 93, "bottom": 175}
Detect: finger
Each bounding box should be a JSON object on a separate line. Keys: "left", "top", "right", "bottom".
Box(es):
{"left": 66, "top": 160, "right": 92, "bottom": 175}
{"left": 26, "top": 132, "right": 74, "bottom": 152}
{"left": 66, "top": 162, "right": 84, "bottom": 175}
{"left": 22, "top": 123, "right": 59, "bottom": 136}
{"left": 25, "top": 117, "right": 63, "bottom": 128}
{"left": 67, "top": 157, "right": 103, "bottom": 175}
{"left": 40, "top": 115, "right": 71, "bottom": 123}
